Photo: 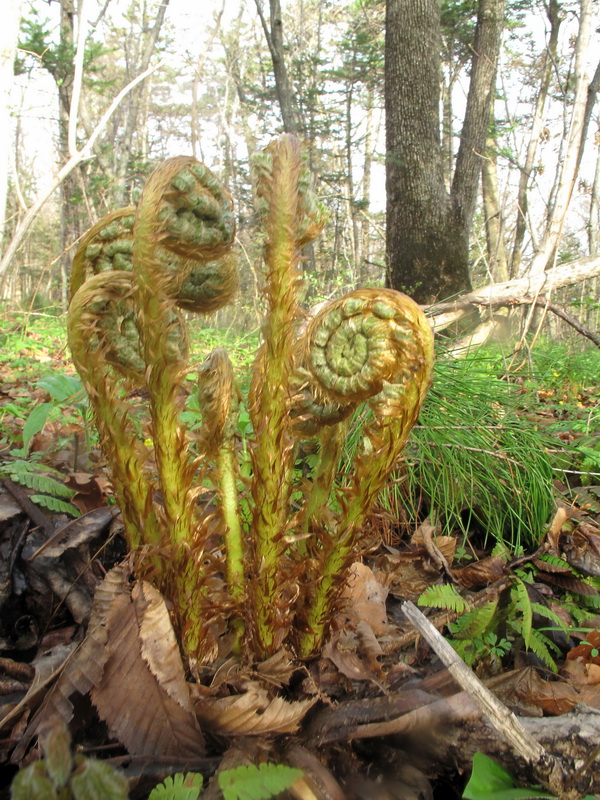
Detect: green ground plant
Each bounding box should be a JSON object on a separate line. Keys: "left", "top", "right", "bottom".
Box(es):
{"left": 344, "top": 349, "right": 557, "bottom": 549}
{"left": 463, "top": 751, "right": 596, "bottom": 800}
{"left": 10, "top": 723, "right": 302, "bottom": 800}
{"left": 66, "top": 134, "right": 434, "bottom": 663}
{"left": 419, "top": 554, "right": 600, "bottom": 673}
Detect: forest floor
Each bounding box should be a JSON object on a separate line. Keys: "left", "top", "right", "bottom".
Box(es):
{"left": 0, "top": 314, "right": 599, "bottom": 800}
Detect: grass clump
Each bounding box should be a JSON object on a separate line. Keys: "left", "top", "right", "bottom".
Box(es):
{"left": 352, "top": 348, "right": 556, "bottom": 549}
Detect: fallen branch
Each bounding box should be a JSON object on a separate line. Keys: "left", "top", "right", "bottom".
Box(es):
{"left": 533, "top": 299, "right": 600, "bottom": 347}
{"left": 427, "top": 255, "right": 600, "bottom": 333}
{"left": 401, "top": 601, "right": 595, "bottom": 799}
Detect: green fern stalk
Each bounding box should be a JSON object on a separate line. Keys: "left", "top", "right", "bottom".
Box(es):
{"left": 297, "top": 289, "right": 434, "bottom": 656}
{"left": 248, "top": 136, "right": 326, "bottom": 656}
{"left": 197, "top": 349, "right": 245, "bottom": 610}
{"left": 67, "top": 271, "right": 161, "bottom": 554}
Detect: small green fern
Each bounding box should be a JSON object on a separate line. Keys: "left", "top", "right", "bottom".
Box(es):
{"left": 417, "top": 584, "right": 470, "bottom": 613}
{"left": 1, "top": 458, "right": 80, "bottom": 517}
{"left": 148, "top": 772, "right": 203, "bottom": 800}
{"left": 449, "top": 600, "right": 499, "bottom": 641}
{"left": 9, "top": 468, "right": 75, "bottom": 498}
{"left": 512, "top": 578, "right": 533, "bottom": 650}
{"left": 217, "top": 763, "right": 303, "bottom": 800}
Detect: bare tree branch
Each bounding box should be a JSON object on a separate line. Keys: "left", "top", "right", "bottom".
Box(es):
{"left": 0, "top": 60, "right": 163, "bottom": 295}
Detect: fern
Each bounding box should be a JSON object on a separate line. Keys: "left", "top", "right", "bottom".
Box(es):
{"left": 29, "top": 495, "right": 80, "bottom": 516}
{"left": 449, "top": 600, "right": 499, "bottom": 640}
{"left": 9, "top": 469, "right": 75, "bottom": 498}
{"left": 217, "top": 763, "right": 303, "bottom": 800}
{"left": 524, "top": 629, "right": 561, "bottom": 672}
{"left": 148, "top": 772, "right": 203, "bottom": 800}
{"left": 536, "top": 553, "right": 573, "bottom": 571}
{"left": 450, "top": 638, "right": 479, "bottom": 667}
{"left": 418, "top": 584, "right": 470, "bottom": 613}
{"left": 529, "top": 602, "right": 568, "bottom": 635}
{"left": 512, "top": 578, "right": 533, "bottom": 650}
{"left": 1, "top": 458, "right": 80, "bottom": 517}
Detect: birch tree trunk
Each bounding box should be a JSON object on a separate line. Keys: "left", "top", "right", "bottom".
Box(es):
{"left": 510, "top": 0, "right": 562, "bottom": 277}
{"left": 526, "top": 0, "right": 595, "bottom": 280}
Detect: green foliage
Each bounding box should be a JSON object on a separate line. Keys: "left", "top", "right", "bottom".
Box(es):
{"left": 477, "top": 340, "right": 599, "bottom": 486}
{"left": 148, "top": 772, "right": 203, "bottom": 800}
{"left": 217, "top": 763, "right": 303, "bottom": 800}
{"left": 420, "top": 551, "right": 600, "bottom": 672}
{"left": 418, "top": 584, "right": 470, "bottom": 613}
{"left": 463, "top": 752, "right": 557, "bottom": 800}
{"left": 18, "top": 8, "right": 114, "bottom": 91}
{"left": 382, "top": 349, "right": 557, "bottom": 548}
{"left": 463, "top": 751, "right": 597, "bottom": 800}
{"left": 0, "top": 458, "right": 80, "bottom": 517}
{"left": 10, "top": 724, "right": 128, "bottom": 800}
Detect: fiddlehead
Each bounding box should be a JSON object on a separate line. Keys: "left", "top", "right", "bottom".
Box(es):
{"left": 247, "top": 135, "right": 327, "bottom": 657}
{"left": 297, "top": 288, "right": 434, "bottom": 656}
{"left": 67, "top": 271, "right": 162, "bottom": 557}
{"left": 70, "top": 207, "right": 136, "bottom": 298}
{"left": 131, "top": 157, "right": 239, "bottom": 663}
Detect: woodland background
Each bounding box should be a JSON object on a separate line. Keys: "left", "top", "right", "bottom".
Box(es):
{"left": 0, "top": 0, "right": 599, "bottom": 335}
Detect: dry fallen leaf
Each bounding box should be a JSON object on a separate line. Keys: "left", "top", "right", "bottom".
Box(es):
{"left": 135, "top": 581, "right": 196, "bottom": 711}
{"left": 92, "top": 591, "right": 205, "bottom": 758}
{"left": 341, "top": 562, "right": 389, "bottom": 635}
{"left": 193, "top": 682, "right": 315, "bottom": 735}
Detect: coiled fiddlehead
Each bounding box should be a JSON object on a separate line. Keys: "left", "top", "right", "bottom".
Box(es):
{"left": 68, "top": 156, "right": 240, "bottom": 663}
{"left": 67, "top": 271, "right": 162, "bottom": 555}
{"left": 296, "top": 288, "right": 434, "bottom": 656}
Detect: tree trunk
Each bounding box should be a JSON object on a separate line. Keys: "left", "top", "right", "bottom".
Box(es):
{"left": 0, "top": 0, "right": 22, "bottom": 260}
{"left": 482, "top": 136, "right": 509, "bottom": 282}
{"left": 254, "top": 0, "right": 303, "bottom": 134}
{"left": 527, "top": 0, "right": 595, "bottom": 280}
{"left": 385, "top": 0, "right": 505, "bottom": 304}
{"left": 589, "top": 131, "right": 600, "bottom": 256}
{"left": 510, "top": 0, "right": 562, "bottom": 278}
{"left": 385, "top": 0, "right": 462, "bottom": 302}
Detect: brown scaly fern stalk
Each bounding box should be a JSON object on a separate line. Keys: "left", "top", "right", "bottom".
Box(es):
{"left": 67, "top": 270, "right": 163, "bottom": 558}
{"left": 294, "top": 289, "right": 434, "bottom": 656}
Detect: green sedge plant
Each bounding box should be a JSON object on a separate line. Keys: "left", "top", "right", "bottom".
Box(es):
{"left": 345, "top": 349, "right": 557, "bottom": 550}
{"left": 66, "top": 135, "right": 434, "bottom": 665}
